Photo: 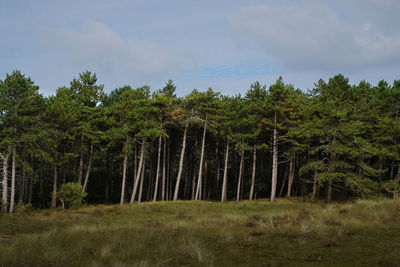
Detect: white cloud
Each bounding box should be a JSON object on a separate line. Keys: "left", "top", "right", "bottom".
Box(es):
{"left": 41, "top": 21, "right": 177, "bottom": 78}
{"left": 229, "top": 4, "right": 400, "bottom": 71}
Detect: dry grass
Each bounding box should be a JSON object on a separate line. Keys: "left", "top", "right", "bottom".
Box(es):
{"left": 1, "top": 198, "right": 400, "bottom": 266}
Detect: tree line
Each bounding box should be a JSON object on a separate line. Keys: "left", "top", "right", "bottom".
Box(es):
{"left": 0, "top": 70, "right": 399, "bottom": 213}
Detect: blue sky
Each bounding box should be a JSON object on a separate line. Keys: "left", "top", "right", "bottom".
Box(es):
{"left": 1, "top": 0, "right": 400, "bottom": 96}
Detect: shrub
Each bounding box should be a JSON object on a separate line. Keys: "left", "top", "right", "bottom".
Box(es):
{"left": 57, "top": 182, "right": 87, "bottom": 208}
{"left": 14, "top": 203, "right": 34, "bottom": 213}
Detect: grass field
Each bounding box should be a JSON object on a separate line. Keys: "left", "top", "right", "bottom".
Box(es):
{"left": 1, "top": 199, "right": 400, "bottom": 266}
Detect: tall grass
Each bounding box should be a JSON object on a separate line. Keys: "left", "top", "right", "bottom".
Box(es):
{"left": 1, "top": 198, "right": 399, "bottom": 266}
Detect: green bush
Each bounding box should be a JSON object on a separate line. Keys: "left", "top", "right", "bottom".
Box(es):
{"left": 57, "top": 182, "right": 87, "bottom": 208}
{"left": 14, "top": 203, "right": 34, "bottom": 213}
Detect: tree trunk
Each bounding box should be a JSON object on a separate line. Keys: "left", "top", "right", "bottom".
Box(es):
{"left": 173, "top": 124, "right": 188, "bottom": 201}
{"left": 1, "top": 145, "right": 11, "bottom": 212}
{"left": 279, "top": 163, "right": 289, "bottom": 198}
{"left": 240, "top": 165, "right": 245, "bottom": 200}
{"left": 138, "top": 152, "right": 146, "bottom": 203}
{"left": 28, "top": 176, "right": 33, "bottom": 204}
{"left": 286, "top": 151, "right": 295, "bottom": 198}
{"left": 270, "top": 113, "right": 278, "bottom": 202}
{"left": 191, "top": 157, "right": 197, "bottom": 200}
{"left": 215, "top": 140, "right": 220, "bottom": 197}
{"left": 106, "top": 173, "right": 109, "bottom": 204}
{"left": 130, "top": 138, "right": 146, "bottom": 203}
{"left": 147, "top": 156, "right": 154, "bottom": 201}
{"left": 24, "top": 170, "right": 29, "bottom": 203}
{"left": 221, "top": 141, "right": 229, "bottom": 203}
{"left": 9, "top": 149, "right": 16, "bottom": 213}
{"left": 167, "top": 142, "right": 171, "bottom": 200}
{"left": 236, "top": 149, "right": 244, "bottom": 204}
{"left": 394, "top": 163, "right": 400, "bottom": 199}
{"left": 78, "top": 135, "right": 84, "bottom": 185}
{"left": 196, "top": 119, "right": 207, "bottom": 200}
{"left": 249, "top": 147, "right": 256, "bottom": 201}
{"left": 162, "top": 137, "right": 166, "bottom": 200}
{"left": 191, "top": 149, "right": 197, "bottom": 200}
{"left": 153, "top": 136, "right": 162, "bottom": 202}
{"left": 203, "top": 159, "right": 207, "bottom": 200}
{"left": 391, "top": 110, "right": 399, "bottom": 180}
{"left": 51, "top": 165, "right": 58, "bottom": 208}
{"left": 134, "top": 143, "right": 137, "bottom": 187}
{"left": 82, "top": 142, "right": 94, "bottom": 193}
{"left": 120, "top": 144, "right": 128, "bottom": 205}
{"left": 40, "top": 166, "right": 44, "bottom": 208}
{"left": 19, "top": 167, "right": 26, "bottom": 204}
{"left": 326, "top": 179, "right": 332, "bottom": 204}
{"left": 184, "top": 155, "right": 190, "bottom": 199}
{"left": 390, "top": 158, "right": 395, "bottom": 180}
{"left": 311, "top": 172, "right": 318, "bottom": 201}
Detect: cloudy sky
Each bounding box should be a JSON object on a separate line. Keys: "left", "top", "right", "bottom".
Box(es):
{"left": 1, "top": 0, "right": 400, "bottom": 95}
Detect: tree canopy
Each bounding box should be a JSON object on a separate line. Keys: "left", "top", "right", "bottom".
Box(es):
{"left": 1, "top": 70, "right": 400, "bottom": 212}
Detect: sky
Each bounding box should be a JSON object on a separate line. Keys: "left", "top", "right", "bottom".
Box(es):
{"left": 1, "top": 0, "right": 400, "bottom": 96}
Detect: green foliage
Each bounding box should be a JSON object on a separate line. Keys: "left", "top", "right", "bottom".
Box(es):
{"left": 14, "top": 203, "right": 34, "bottom": 214}
{"left": 2, "top": 69, "right": 400, "bottom": 207}
{"left": 57, "top": 182, "right": 87, "bottom": 208}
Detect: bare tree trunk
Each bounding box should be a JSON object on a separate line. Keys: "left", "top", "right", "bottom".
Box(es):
{"left": 173, "top": 124, "right": 188, "bottom": 201}
{"left": 279, "top": 163, "right": 289, "bottom": 198}
{"left": 236, "top": 149, "right": 244, "bottom": 204}
{"left": 78, "top": 135, "right": 84, "bottom": 185}
{"left": 19, "top": 167, "right": 25, "bottom": 204}
{"left": 394, "top": 163, "right": 400, "bottom": 199}
{"left": 138, "top": 152, "right": 146, "bottom": 203}
{"left": 391, "top": 110, "right": 399, "bottom": 180}
{"left": 203, "top": 159, "right": 207, "bottom": 200}
{"left": 183, "top": 169, "right": 188, "bottom": 199}
{"left": 51, "top": 165, "right": 58, "bottom": 208}
{"left": 130, "top": 138, "right": 146, "bottom": 204}
{"left": 147, "top": 156, "right": 153, "bottom": 201}
{"left": 62, "top": 172, "right": 66, "bottom": 185}
{"left": 311, "top": 172, "right": 318, "bottom": 201}
{"left": 167, "top": 143, "right": 171, "bottom": 200}
{"left": 1, "top": 146, "right": 11, "bottom": 212}
{"left": 249, "top": 147, "right": 256, "bottom": 201}
{"left": 215, "top": 140, "right": 220, "bottom": 197}
{"left": 120, "top": 144, "right": 128, "bottom": 205}
{"left": 153, "top": 136, "right": 162, "bottom": 202}
{"left": 10, "top": 149, "right": 16, "bottom": 213}
{"left": 162, "top": 137, "right": 166, "bottom": 200}
{"left": 286, "top": 151, "right": 295, "bottom": 198}
{"left": 40, "top": 166, "right": 44, "bottom": 208}
{"left": 196, "top": 120, "right": 207, "bottom": 200}
{"left": 82, "top": 142, "right": 94, "bottom": 193}
{"left": 326, "top": 179, "right": 332, "bottom": 204}
{"left": 240, "top": 165, "right": 245, "bottom": 200}
{"left": 270, "top": 113, "right": 278, "bottom": 202}
{"left": 184, "top": 155, "right": 190, "bottom": 199}
{"left": 134, "top": 143, "right": 137, "bottom": 186}
{"left": 221, "top": 141, "right": 229, "bottom": 203}
{"left": 390, "top": 158, "right": 395, "bottom": 180}
{"left": 106, "top": 155, "right": 110, "bottom": 204}
{"left": 191, "top": 160, "right": 196, "bottom": 200}
{"left": 28, "top": 176, "right": 33, "bottom": 204}
{"left": 24, "top": 170, "right": 29, "bottom": 203}
{"left": 191, "top": 150, "right": 197, "bottom": 200}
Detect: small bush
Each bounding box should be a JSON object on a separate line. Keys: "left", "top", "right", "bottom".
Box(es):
{"left": 57, "top": 182, "right": 87, "bottom": 208}
{"left": 14, "top": 204, "right": 34, "bottom": 213}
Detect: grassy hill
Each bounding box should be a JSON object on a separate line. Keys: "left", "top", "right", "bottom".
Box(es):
{"left": 1, "top": 199, "right": 399, "bottom": 266}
